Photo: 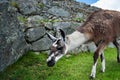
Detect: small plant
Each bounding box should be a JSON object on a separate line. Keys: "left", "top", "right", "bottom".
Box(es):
{"left": 73, "top": 17, "right": 84, "bottom": 22}
{"left": 51, "top": 19, "right": 60, "bottom": 23}
{"left": 38, "top": 3, "right": 45, "bottom": 9}
{"left": 17, "top": 16, "right": 27, "bottom": 23}
{"left": 37, "top": 19, "right": 60, "bottom": 24}
{"left": 10, "top": 1, "right": 18, "bottom": 8}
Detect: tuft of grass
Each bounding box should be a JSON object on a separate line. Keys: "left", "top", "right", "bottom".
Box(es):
{"left": 0, "top": 48, "right": 120, "bottom": 80}
{"left": 17, "top": 16, "right": 27, "bottom": 23}
{"left": 10, "top": 1, "right": 18, "bottom": 8}
{"left": 38, "top": 3, "right": 45, "bottom": 9}
{"left": 73, "top": 17, "right": 84, "bottom": 22}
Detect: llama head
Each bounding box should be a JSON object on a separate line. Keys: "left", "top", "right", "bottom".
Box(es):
{"left": 46, "top": 29, "right": 68, "bottom": 67}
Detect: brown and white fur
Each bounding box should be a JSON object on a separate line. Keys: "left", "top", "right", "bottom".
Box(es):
{"left": 46, "top": 9, "right": 120, "bottom": 79}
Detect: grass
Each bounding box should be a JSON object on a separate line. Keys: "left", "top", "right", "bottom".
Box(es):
{"left": 17, "top": 16, "right": 27, "bottom": 23}
{"left": 0, "top": 48, "right": 120, "bottom": 80}
{"left": 73, "top": 17, "right": 84, "bottom": 22}
{"left": 10, "top": 1, "right": 18, "bottom": 8}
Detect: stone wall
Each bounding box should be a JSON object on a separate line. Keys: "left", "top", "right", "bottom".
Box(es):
{"left": 0, "top": 0, "right": 100, "bottom": 71}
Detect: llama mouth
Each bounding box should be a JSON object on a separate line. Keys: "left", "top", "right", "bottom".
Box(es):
{"left": 47, "top": 59, "right": 55, "bottom": 67}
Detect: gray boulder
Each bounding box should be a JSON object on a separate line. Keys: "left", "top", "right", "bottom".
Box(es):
{"left": 16, "top": 0, "right": 38, "bottom": 15}
{"left": 30, "top": 35, "right": 52, "bottom": 51}
{"left": 0, "top": 1, "right": 29, "bottom": 71}
{"left": 48, "top": 6, "right": 70, "bottom": 17}
{"left": 75, "top": 12, "right": 84, "bottom": 19}
{"left": 27, "top": 15, "right": 44, "bottom": 27}
{"left": 25, "top": 27, "right": 46, "bottom": 42}
{"left": 53, "top": 21, "right": 81, "bottom": 34}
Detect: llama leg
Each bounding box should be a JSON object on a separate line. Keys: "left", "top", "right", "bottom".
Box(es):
{"left": 90, "top": 52, "right": 98, "bottom": 78}
{"left": 90, "top": 42, "right": 107, "bottom": 78}
{"left": 113, "top": 40, "right": 120, "bottom": 62}
{"left": 96, "top": 44, "right": 105, "bottom": 72}
{"left": 100, "top": 53, "right": 105, "bottom": 72}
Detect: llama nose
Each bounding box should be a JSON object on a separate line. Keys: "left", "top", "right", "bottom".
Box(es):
{"left": 47, "top": 59, "right": 55, "bottom": 67}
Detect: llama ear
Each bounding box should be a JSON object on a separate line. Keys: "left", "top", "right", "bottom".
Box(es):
{"left": 59, "top": 29, "right": 65, "bottom": 41}
{"left": 46, "top": 33, "right": 56, "bottom": 42}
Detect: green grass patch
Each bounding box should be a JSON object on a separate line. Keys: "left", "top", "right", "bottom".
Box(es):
{"left": 0, "top": 48, "right": 120, "bottom": 80}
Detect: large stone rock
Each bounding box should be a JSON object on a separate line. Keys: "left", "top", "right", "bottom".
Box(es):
{"left": 41, "top": 0, "right": 52, "bottom": 6}
{"left": 53, "top": 22, "right": 71, "bottom": 29}
{"left": 30, "top": 35, "right": 52, "bottom": 51}
{"left": 16, "top": 0, "right": 38, "bottom": 15}
{"left": 75, "top": 12, "right": 84, "bottom": 18}
{"left": 53, "top": 22, "right": 81, "bottom": 34}
{"left": 25, "top": 27, "right": 46, "bottom": 42}
{"left": 87, "top": 43, "right": 96, "bottom": 52}
{"left": 27, "top": 15, "right": 44, "bottom": 27}
{"left": 48, "top": 6, "right": 70, "bottom": 17}
{"left": 0, "top": 1, "right": 29, "bottom": 71}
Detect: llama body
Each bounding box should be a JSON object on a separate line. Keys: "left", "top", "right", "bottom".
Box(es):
{"left": 76, "top": 10, "right": 120, "bottom": 78}
{"left": 47, "top": 10, "right": 120, "bottom": 78}
{"left": 77, "top": 10, "right": 120, "bottom": 44}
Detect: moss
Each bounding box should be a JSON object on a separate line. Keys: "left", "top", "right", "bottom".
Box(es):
{"left": 73, "top": 17, "right": 84, "bottom": 22}
{"left": 17, "top": 16, "right": 27, "bottom": 23}
{"left": 10, "top": 1, "right": 18, "bottom": 8}
{"left": 38, "top": 3, "right": 45, "bottom": 9}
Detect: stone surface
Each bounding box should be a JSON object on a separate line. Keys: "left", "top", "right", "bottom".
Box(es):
{"left": 25, "top": 27, "right": 46, "bottom": 42}
{"left": 53, "top": 22, "right": 82, "bottom": 34}
{"left": 48, "top": 6, "right": 70, "bottom": 17}
{"left": 30, "top": 35, "right": 52, "bottom": 51}
{"left": 0, "top": 1, "right": 29, "bottom": 71}
{"left": 75, "top": 13, "right": 84, "bottom": 18}
{"left": 16, "top": 0, "right": 38, "bottom": 15}
{"left": 27, "top": 15, "right": 44, "bottom": 27}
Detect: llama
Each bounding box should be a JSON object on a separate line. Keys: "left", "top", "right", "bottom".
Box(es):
{"left": 46, "top": 9, "right": 120, "bottom": 78}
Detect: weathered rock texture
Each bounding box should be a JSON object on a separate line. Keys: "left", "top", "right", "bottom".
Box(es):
{"left": 0, "top": 0, "right": 100, "bottom": 71}
{"left": 0, "top": 1, "right": 30, "bottom": 71}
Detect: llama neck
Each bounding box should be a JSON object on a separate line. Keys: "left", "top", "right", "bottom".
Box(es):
{"left": 66, "top": 30, "right": 88, "bottom": 51}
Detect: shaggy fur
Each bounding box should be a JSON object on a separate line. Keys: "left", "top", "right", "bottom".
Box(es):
{"left": 77, "top": 10, "right": 120, "bottom": 44}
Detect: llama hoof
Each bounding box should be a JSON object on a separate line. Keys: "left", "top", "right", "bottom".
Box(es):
{"left": 100, "top": 69, "right": 105, "bottom": 73}
{"left": 117, "top": 57, "right": 120, "bottom": 63}
{"left": 100, "top": 70, "right": 104, "bottom": 73}
{"left": 89, "top": 75, "right": 95, "bottom": 80}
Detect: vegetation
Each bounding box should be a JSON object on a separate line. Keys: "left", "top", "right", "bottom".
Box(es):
{"left": 38, "top": 3, "right": 45, "bottom": 9}
{"left": 37, "top": 19, "right": 60, "bottom": 24}
{"left": 10, "top": 1, "right": 18, "bottom": 8}
{"left": 17, "top": 16, "right": 27, "bottom": 23}
{"left": 73, "top": 17, "right": 84, "bottom": 22}
{"left": 0, "top": 48, "right": 120, "bottom": 80}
